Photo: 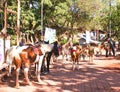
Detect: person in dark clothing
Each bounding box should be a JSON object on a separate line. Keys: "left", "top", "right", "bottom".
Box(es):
{"left": 53, "top": 40, "right": 59, "bottom": 62}
{"left": 53, "top": 41, "right": 59, "bottom": 57}
{"left": 108, "top": 38, "right": 116, "bottom": 56}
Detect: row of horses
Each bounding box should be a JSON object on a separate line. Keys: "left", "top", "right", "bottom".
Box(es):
{"left": 2, "top": 40, "right": 109, "bottom": 88}
{"left": 61, "top": 41, "right": 113, "bottom": 70}
{"left": 61, "top": 42, "right": 95, "bottom": 70}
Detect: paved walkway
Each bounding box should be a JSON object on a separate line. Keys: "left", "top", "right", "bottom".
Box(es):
{"left": 0, "top": 54, "right": 120, "bottom": 92}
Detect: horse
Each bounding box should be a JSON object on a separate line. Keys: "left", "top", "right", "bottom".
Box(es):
{"left": 80, "top": 43, "right": 95, "bottom": 63}
{"left": 39, "top": 42, "right": 54, "bottom": 74}
{"left": 94, "top": 43, "right": 105, "bottom": 56}
{"left": 87, "top": 44, "right": 95, "bottom": 63}
{"left": 5, "top": 44, "right": 46, "bottom": 88}
{"left": 26, "top": 42, "right": 55, "bottom": 74}
{"left": 61, "top": 41, "right": 72, "bottom": 62}
{"left": 71, "top": 44, "right": 84, "bottom": 70}
{"left": 39, "top": 40, "right": 61, "bottom": 74}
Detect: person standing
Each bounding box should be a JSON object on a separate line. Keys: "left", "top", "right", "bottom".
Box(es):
{"left": 53, "top": 40, "right": 59, "bottom": 62}
{"left": 108, "top": 38, "right": 116, "bottom": 56}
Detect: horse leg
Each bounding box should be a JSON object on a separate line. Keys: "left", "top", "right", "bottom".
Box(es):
{"left": 89, "top": 56, "right": 91, "bottom": 63}
{"left": 15, "top": 68, "right": 20, "bottom": 88}
{"left": 23, "top": 67, "right": 32, "bottom": 86}
{"left": 35, "top": 63, "right": 38, "bottom": 74}
{"left": 89, "top": 55, "right": 93, "bottom": 63}
{"left": 74, "top": 60, "right": 78, "bottom": 70}
{"left": 72, "top": 59, "right": 76, "bottom": 71}
{"left": 41, "top": 60, "right": 45, "bottom": 73}
{"left": 14, "top": 55, "right": 22, "bottom": 88}
{"left": 7, "top": 64, "right": 12, "bottom": 77}
{"left": 77, "top": 58, "right": 79, "bottom": 70}
{"left": 36, "top": 55, "right": 44, "bottom": 83}
{"left": 53, "top": 54, "right": 57, "bottom": 62}
{"left": 41, "top": 54, "right": 48, "bottom": 74}
{"left": 62, "top": 50, "right": 66, "bottom": 63}
{"left": 91, "top": 55, "right": 94, "bottom": 63}
{"left": 5, "top": 50, "right": 13, "bottom": 77}
{"left": 46, "top": 52, "right": 52, "bottom": 73}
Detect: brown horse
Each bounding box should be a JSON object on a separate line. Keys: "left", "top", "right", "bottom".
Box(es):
{"left": 5, "top": 45, "right": 44, "bottom": 88}
{"left": 87, "top": 44, "right": 94, "bottom": 63}
{"left": 81, "top": 44, "right": 95, "bottom": 63}
{"left": 94, "top": 43, "right": 105, "bottom": 56}
{"left": 71, "top": 45, "right": 84, "bottom": 70}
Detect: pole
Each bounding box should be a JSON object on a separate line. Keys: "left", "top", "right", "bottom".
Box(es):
{"left": 3, "top": 0, "right": 7, "bottom": 63}
{"left": 4, "top": 0, "right": 7, "bottom": 33}
{"left": 16, "top": 0, "right": 20, "bottom": 45}
{"left": 41, "top": 0, "right": 44, "bottom": 41}
{"left": 109, "top": 0, "right": 111, "bottom": 38}
{"left": 71, "top": 0, "right": 75, "bottom": 41}
{"left": 0, "top": 0, "right": 4, "bottom": 29}
{"left": 2, "top": 0, "right": 18, "bottom": 63}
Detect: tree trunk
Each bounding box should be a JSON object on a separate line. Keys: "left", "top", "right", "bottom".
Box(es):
{"left": 16, "top": 0, "right": 20, "bottom": 46}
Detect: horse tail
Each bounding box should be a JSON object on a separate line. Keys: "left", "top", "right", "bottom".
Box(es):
{"left": 4, "top": 46, "right": 17, "bottom": 76}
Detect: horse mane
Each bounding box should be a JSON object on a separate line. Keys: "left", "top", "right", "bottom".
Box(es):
{"left": 25, "top": 43, "right": 33, "bottom": 46}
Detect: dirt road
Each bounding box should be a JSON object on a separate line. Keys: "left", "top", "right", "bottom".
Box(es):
{"left": 0, "top": 54, "right": 120, "bottom": 92}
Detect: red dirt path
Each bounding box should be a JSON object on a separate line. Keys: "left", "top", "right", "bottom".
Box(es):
{"left": 0, "top": 53, "right": 120, "bottom": 92}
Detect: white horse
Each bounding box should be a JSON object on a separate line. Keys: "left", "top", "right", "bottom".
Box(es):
{"left": 61, "top": 41, "right": 72, "bottom": 62}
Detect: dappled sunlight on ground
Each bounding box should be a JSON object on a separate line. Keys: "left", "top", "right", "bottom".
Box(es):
{"left": 0, "top": 53, "right": 120, "bottom": 92}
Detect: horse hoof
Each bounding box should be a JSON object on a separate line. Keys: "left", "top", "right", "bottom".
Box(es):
{"left": 15, "top": 85, "right": 20, "bottom": 89}
{"left": 72, "top": 68, "right": 75, "bottom": 71}
{"left": 28, "top": 82, "right": 33, "bottom": 86}
{"left": 38, "top": 81, "right": 46, "bottom": 85}
{"left": 38, "top": 79, "right": 45, "bottom": 84}
{"left": 38, "top": 79, "right": 42, "bottom": 83}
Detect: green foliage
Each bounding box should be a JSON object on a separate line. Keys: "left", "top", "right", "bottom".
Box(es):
{"left": 10, "top": 35, "right": 17, "bottom": 45}
{"left": 72, "top": 39, "right": 79, "bottom": 45}
{"left": 4, "top": 0, "right": 120, "bottom": 41}
{"left": 44, "top": 0, "right": 52, "bottom": 6}
{"left": 77, "top": 0, "right": 103, "bottom": 30}
{"left": 7, "top": 28, "right": 15, "bottom": 35}
{"left": 110, "top": 2, "right": 120, "bottom": 40}
{"left": 60, "top": 38, "right": 68, "bottom": 45}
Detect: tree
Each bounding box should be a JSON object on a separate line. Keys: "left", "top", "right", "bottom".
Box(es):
{"left": 110, "top": 1, "right": 120, "bottom": 40}
{"left": 3, "top": 0, "right": 119, "bottom": 45}
{"left": 76, "top": 0, "right": 104, "bottom": 30}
